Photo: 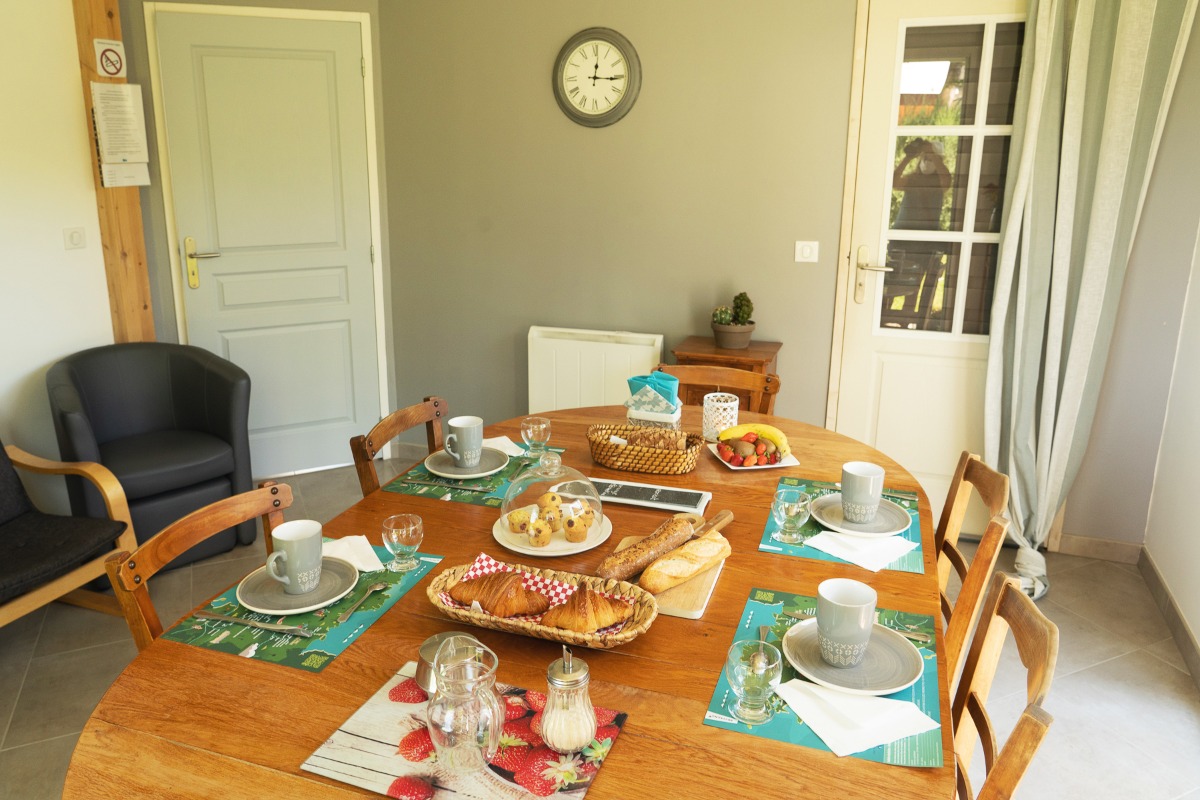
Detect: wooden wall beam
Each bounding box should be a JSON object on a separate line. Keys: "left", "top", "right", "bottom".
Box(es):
{"left": 72, "top": 0, "right": 156, "bottom": 342}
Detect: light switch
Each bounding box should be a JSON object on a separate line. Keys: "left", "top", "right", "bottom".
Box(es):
{"left": 63, "top": 227, "right": 86, "bottom": 250}
{"left": 794, "top": 241, "right": 819, "bottom": 263}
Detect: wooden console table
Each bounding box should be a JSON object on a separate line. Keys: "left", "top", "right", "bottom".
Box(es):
{"left": 671, "top": 335, "right": 782, "bottom": 406}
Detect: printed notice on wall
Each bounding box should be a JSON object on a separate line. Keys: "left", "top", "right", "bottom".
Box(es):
{"left": 90, "top": 83, "right": 150, "bottom": 186}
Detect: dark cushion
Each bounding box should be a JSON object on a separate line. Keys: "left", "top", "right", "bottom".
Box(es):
{"left": 99, "top": 431, "right": 235, "bottom": 500}
{"left": 0, "top": 510, "right": 125, "bottom": 604}
{"left": 0, "top": 445, "right": 34, "bottom": 527}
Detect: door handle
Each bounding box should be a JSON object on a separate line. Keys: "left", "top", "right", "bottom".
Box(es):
{"left": 184, "top": 236, "right": 221, "bottom": 289}
{"left": 854, "top": 245, "right": 893, "bottom": 304}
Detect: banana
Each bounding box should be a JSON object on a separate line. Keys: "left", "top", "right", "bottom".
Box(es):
{"left": 717, "top": 423, "right": 791, "bottom": 458}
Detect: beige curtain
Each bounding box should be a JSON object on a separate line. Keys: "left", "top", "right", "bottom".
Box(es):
{"left": 985, "top": 0, "right": 1198, "bottom": 598}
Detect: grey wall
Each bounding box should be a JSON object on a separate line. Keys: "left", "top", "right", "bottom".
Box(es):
{"left": 380, "top": 1, "right": 855, "bottom": 427}
{"left": 1064, "top": 7, "right": 1200, "bottom": 547}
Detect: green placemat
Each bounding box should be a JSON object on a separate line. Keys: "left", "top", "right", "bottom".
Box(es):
{"left": 162, "top": 546, "right": 441, "bottom": 672}
{"left": 758, "top": 476, "right": 924, "bottom": 574}
{"left": 382, "top": 446, "right": 565, "bottom": 507}
{"left": 703, "top": 587, "right": 942, "bottom": 768}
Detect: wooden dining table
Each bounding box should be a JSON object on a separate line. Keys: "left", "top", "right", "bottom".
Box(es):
{"left": 63, "top": 406, "right": 954, "bottom": 799}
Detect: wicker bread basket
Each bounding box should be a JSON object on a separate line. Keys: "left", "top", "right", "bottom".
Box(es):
{"left": 427, "top": 561, "right": 659, "bottom": 649}
{"left": 587, "top": 424, "right": 703, "bottom": 475}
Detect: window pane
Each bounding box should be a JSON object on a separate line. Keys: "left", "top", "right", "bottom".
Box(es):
{"left": 890, "top": 134, "right": 966, "bottom": 232}
{"left": 897, "top": 25, "right": 984, "bottom": 126}
{"left": 987, "top": 23, "right": 1025, "bottom": 125}
{"left": 963, "top": 244, "right": 998, "bottom": 334}
{"left": 975, "top": 137, "right": 1010, "bottom": 232}
{"left": 881, "top": 240, "right": 961, "bottom": 332}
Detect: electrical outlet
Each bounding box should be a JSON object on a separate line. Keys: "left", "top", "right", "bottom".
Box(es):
{"left": 63, "top": 227, "right": 86, "bottom": 250}
{"left": 794, "top": 241, "right": 819, "bottom": 263}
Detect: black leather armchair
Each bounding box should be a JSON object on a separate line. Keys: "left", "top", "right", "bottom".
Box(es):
{"left": 47, "top": 343, "right": 254, "bottom": 565}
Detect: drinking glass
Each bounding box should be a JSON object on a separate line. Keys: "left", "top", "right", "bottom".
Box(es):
{"left": 521, "top": 416, "right": 551, "bottom": 457}
{"left": 724, "top": 639, "right": 782, "bottom": 725}
{"left": 771, "top": 488, "right": 812, "bottom": 544}
{"left": 381, "top": 514, "right": 423, "bottom": 572}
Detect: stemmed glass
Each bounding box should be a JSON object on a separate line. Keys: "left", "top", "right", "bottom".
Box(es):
{"left": 521, "top": 416, "right": 551, "bottom": 457}
{"left": 724, "top": 639, "right": 782, "bottom": 725}
{"left": 381, "top": 514, "right": 423, "bottom": 572}
{"left": 771, "top": 488, "right": 812, "bottom": 545}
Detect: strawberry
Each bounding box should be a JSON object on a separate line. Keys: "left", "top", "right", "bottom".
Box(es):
{"left": 755, "top": 441, "right": 767, "bottom": 455}
{"left": 515, "top": 746, "right": 578, "bottom": 797}
{"left": 529, "top": 711, "right": 544, "bottom": 739}
{"left": 396, "top": 727, "right": 435, "bottom": 762}
{"left": 730, "top": 454, "right": 744, "bottom": 467}
{"left": 386, "top": 776, "right": 434, "bottom": 800}
{"left": 743, "top": 454, "right": 758, "bottom": 467}
{"left": 574, "top": 760, "right": 599, "bottom": 782}
{"left": 741, "top": 432, "right": 758, "bottom": 443}
{"left": 489, "top": 742, "right": 530, "bottom": 772}
{"left": 388, "top": 677, "right": 428, "bottom": 704}
{"left": 594, "top": 724, "right": 620, "bottom": 743}
{"left": 503, "top": 716, "right": 543, "bottom": 748}
{"left": 503, "top": 693, "right": 529, "bottom": 720}
{"left": 524, "top": 689, "right": 547, "bottom": 712}
{"left": 593, "top": 706, "right": 618, "bottom": 726}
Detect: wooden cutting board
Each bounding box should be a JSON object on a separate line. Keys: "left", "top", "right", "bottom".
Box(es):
{"left": 614, "top": 535, "right": 725, "bottom": 619}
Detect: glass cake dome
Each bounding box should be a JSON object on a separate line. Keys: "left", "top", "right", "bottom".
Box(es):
{"left": 500, "top": 453, "right": 603, "bottom": 548}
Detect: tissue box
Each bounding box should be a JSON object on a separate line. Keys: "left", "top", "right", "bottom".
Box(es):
{"left": 626, "top": 406, "right": 682, "bottom": 430}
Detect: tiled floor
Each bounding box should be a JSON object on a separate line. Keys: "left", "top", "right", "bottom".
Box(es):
{"left": 1, "top": 462, "right": 1198, "bottom": 799}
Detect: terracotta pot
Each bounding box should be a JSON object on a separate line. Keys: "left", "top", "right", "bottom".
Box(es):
{"left": 711, "top": 322, "right": 755, "bottom": 350}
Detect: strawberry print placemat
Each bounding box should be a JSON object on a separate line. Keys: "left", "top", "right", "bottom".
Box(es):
{"left": 757, "top": 476, "right": 925, "bottom": 574}
{"left": 303, "top": 661, "right": 627, "bottom": 798}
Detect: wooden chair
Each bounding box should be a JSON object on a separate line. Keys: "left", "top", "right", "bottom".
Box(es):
{"left": 0, "top": 443, "right": 137, "bottom": 629}
{"left": 105, "top": 482, "right": 292, "bottom": 651}
{"left": 350, "top": 396, "right": 448, "bottom": 497}
{"left": 952, "top": 572, "right": 1058, "bottom": 799}
{"left": 654, "top": 364, "right": 780, "bottom": 414}
{"left": 936, "top": 451, "right": 1010, "bottom": 687}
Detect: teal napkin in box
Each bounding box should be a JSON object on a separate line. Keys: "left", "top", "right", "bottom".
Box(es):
{"left": 625, "top": 373, "right": 679, "bottom": 411}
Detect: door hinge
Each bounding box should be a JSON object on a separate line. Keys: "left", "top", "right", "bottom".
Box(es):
{"left": 361, "top": 57, "right": 366, "bottom": 77}
{"left": 370, "top": 244, "right": 375, "bottom": 264}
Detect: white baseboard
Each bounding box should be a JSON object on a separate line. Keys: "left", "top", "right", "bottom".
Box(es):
{"left": 1054, "top": 532, "right": 1142, "bottom": 564}
{"left": 1139, "top": 549, "right": 1200, "bottom": 693}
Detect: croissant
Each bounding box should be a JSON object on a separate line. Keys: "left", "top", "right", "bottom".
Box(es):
{"left": 448, "top": 572, "right": 551, "bottom": 617}
{"left": 541, "top": 586, "right": 633, "bottom": 633}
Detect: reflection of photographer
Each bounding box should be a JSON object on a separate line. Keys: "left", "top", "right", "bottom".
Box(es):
{"left": 893, "top": 138, "right": 950, "bottom": 230}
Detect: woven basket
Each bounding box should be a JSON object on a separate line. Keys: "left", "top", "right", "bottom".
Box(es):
{"left": 587, "top": 424, "right": 703, "bottom": 475}
{"left": 427, "top": 561, "right": 659, "bottom": 650}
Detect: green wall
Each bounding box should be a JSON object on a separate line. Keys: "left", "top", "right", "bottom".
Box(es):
{"left": 380, "top": 2, "right": 855, "bottom": 426}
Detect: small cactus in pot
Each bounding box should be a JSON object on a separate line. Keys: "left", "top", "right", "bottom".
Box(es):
{"left": 710, "top": 292, "right": 756, "bottom": 349}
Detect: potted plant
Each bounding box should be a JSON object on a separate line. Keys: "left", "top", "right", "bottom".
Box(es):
{"left": 711, "top": 292, "right": 755, "bottom": 349}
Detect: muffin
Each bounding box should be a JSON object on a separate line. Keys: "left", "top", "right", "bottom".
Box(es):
{"left": 506, "top": 508, "right": 532, "bottom": 533}
{"left": 540, "top": 506, "right": 562, "bottom": 532}
{"left": 536, "top": 492, "right": 563, "bottom": 511}
{"left": 528, "top": 519, "right": 553, "bottom": 547}
{"left": 563, "top": 514, "right": 590, "bottom": 543}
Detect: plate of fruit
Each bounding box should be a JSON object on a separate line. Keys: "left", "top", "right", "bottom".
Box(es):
{"left": 709, "top": 424, "right": 799, "bottom": 469}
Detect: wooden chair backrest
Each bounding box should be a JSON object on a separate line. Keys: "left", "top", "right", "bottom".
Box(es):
{"left": 952, "top": 572, "right": 1058, "bottom": 800}
{"left": 935, "top": 451, "right": 1011, "bottom": 685}
{"left": 350, "top": 396, "right": 448, "bottom": 497}
{"left": 105, "top": 482, "right": 293, "bottom": 651}
{"left": 654, "top": 364, "right": 780, "bottom": 414}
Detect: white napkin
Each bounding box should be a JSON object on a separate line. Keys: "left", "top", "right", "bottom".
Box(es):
{"left": 322, "top": 536, "right": 385, "bottom": 572}
{"left": 774, "top": 679, "right": 939, "bottom": 757}
{"left": 804, "top": 531, "right": 919, "bottom": 572}
{"left": 483, "top": 436, "right": 526, "bottom": 457}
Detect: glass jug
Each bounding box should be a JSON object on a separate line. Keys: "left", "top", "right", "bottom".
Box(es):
{"left": 426, "top": 634, "right": 504, "bottom": 772}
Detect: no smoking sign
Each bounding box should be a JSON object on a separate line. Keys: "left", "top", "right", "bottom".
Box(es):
{"left": 93, "top": 38, "right": 127, "bottom": 78}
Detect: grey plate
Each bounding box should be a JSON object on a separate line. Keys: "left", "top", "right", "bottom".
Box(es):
{"left": 424, "top": 447, "right": 509, "bottom": 479}
{"left": 810, "top": 493, "right": 911, "bottom": 538}
{"left": 236, "top": 556, "right": 359, "bottom": 615}
{"left": 782, "top": 618, "right": 924, "bottom": 696}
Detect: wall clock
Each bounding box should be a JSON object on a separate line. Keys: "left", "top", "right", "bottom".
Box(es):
{"left": 552, "top": 27, "right": 642, "bottom": 127}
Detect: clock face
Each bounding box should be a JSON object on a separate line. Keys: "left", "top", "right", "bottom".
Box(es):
{"left": 553, "top": 28, "right": 641, "bottom": 127}
{"left": 560, "top": 39, "right": 630, "bottom": 116}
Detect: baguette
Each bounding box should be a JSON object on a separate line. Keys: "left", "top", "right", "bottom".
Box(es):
{"left": 596, "top": 517, "right": 694, "bottom": 581}
{"left": 638, "top": 531, "right": 731, "bottom": 594}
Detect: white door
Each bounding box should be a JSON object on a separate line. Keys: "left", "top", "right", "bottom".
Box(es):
{"left": 834, "top": 1, "right": 1025, "bottom": 528}
{"left": 153, "top": 9, "right": 382, "bottom": 477}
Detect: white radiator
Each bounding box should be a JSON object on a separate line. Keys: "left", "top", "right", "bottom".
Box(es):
{"left": 527, "top": 326, "right": 664, "bottom": 413}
